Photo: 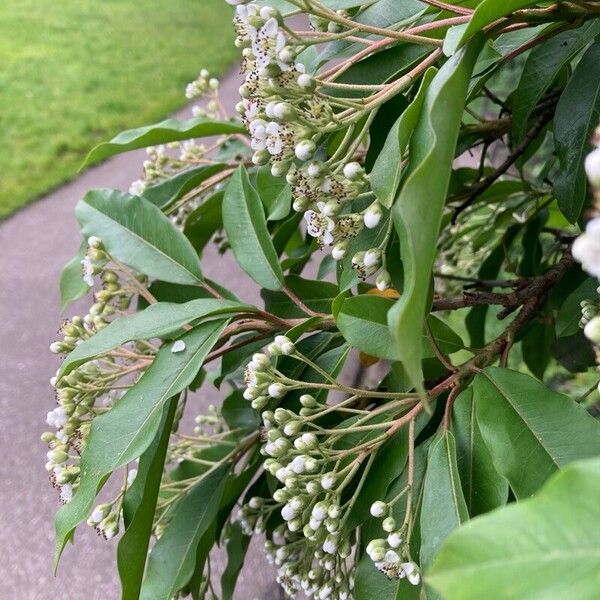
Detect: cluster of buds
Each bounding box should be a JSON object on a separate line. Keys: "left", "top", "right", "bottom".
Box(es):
{"left": 239, "top": 338, "right": 380, "bottom": 597}
{"left": 85, "top": 465, "right": 137, "bottom": 539}
{"left": 229, "top": 2, "right": 387, "bottom": 283}
{"left": 185, "top": 68, "right": 221, "bottom": 119}
{"left": 44, "top": 237, "right": 152, "bottom": 516}
{"left": 242, "top": 335, "right": 296, "bottom": 410}
{"left": 129, "top": 140, "right": 210, "bottom": 197}
{"left": 367, "top": 500, "right": 421, "bottom": 585}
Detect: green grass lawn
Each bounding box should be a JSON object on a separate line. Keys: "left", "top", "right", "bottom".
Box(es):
{"left": 0, "top": 0, "right": 237, "bottom": 219}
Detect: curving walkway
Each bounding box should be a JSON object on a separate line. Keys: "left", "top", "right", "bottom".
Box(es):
{"left": 0, "top": 67, "right": 283, "bottom": 599}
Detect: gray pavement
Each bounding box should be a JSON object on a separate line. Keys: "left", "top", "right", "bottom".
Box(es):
{"left": 0, "top": 68, "right": 282, "bottom": 599}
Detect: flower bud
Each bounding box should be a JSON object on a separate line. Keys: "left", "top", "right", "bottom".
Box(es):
{"left": 370, "top": 500, "right": 388, "bottom": 518}
{"left": 363, "top": 248, "right": 381, "bottom": 269}
{"left": 300, "top": 394, "right": 317, "bottom": 408}
{"left": 363, "top": 202, "right": 382, "bottom": 229}
{"left": 382, "top": 516, "right": 396, "bottom": 532}
{"left": 251, "top": 396, "right": 269, "bottom": 410}
{"left": 343, "top": 162, "right": 363, "bottom": 180}
{"left": 297, "top": 73, "right": 317, "bottom": 91}
{"left": 268, "top": 383, "right": 286, "bottom": 398}
{"left": 376, "top": 270, "right": 391, "bottom": 291}
{"left": 295, "top": 140, "right": 316, "bottom": 161}
{"left": 584, "top": 316, "right": 600, "bottom": 344}
{"left": 332, "top": 241, "right": 348, "bottom": 261}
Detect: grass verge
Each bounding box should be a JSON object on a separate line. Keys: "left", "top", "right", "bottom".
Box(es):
{"left": 0, "top": 0, "right": 237, "bottom": 219}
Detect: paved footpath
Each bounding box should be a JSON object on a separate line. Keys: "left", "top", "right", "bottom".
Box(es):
{"left": 0, "top": 68, "right": 283, "bottom": 599}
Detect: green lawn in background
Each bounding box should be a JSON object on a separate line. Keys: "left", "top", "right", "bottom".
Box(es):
{"left": 0, "top": 0, "right": 237, "bottom": 219}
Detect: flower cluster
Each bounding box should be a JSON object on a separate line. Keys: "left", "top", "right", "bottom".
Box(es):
{"left": 230, "top": 2, "right": 387, "bottom": 281}
{"left": 366, "top": 500, "right": 420, "bottom": 586}
{"left": 44, "top": 238, "right": 152, "bottom": 535}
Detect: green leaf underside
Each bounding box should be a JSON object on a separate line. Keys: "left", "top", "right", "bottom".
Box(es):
{"left": 76, "top": 189, "right": 203, "bottom": 285}
{"left": 420, "top": 431, "right": 469, "bottom": 567}
{"left": 427, "top": 457, "right": 600, "bottom": 600}
{"left": 58, "top": 298, "right": 252, "bottom": 378}
{"left": 371, "top": 68, "right": 436, "bottom": 208}
{"left": 554, "top": 41, "right": 600, "bottom": 222}
{"left": 474, "top": 367, "right": 600, "bottom": 499}
{"left": 388, "top": 39, "right": 482, "bottom": 395}
{"left": 139, "top": 464, "right": 230, "bottom": 600}
{"left": 338, "top": 294, "right": 463, "bottom": 361}
{"left": 82, "top": 117, "right": 245, "bottom": 166}
{"left": 222, "top": 166, "right": 284, "bottom": 290}
{"left": 54, "top": 320, "right": 228, "bottom": 567}
{"left": 452, "top": 388, "right": 508, "bottom": 516}
{"left": 117, "top": 398, "right": 177, "bottom": 600}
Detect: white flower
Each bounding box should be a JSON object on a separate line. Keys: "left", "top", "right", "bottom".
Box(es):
{"left": 585, "top": 147, "right": 600, "bottom": 187}
{"left": 402, "top": 562, "right": 421, "bottom": 585}
{"left": 266, "top": 122, "right": 285, "bottom": 156}
{"left": 319, "top": 584, "right": 333, "bottom": 599}
{"left": 304, "top": 210, "right": 335, "bottom": 246}
{"left": 573, "top": 218, "right": 600, "bottom": 278}
{"left": 46, "top": 407, "right": 68, "bottom": 428}
{"left": 387, "top": 532, "right": 402, "bottom": 548}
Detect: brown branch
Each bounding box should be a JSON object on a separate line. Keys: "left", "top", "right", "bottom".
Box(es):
{"left": 433, "top": 252, "right": 575, "bottom": 314}
{"left": 452, "top": 109, "right": 554, "bottom": 224}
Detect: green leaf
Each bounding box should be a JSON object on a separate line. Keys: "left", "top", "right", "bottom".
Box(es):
{"left": 551, "top": 329, "right": 597, "bottom": 373}
{"left": 554, "top": 41, "right": 600, "bottom": 222}
{"left": 256, "top": 166, "right": 292, "bottom": 221}
{"left": 262, "top": 275, "right": 338, "bottom": 318}
{"left": 556, "top": 277, "right": 598, "bottom": 338}
{"left": 474, "top": 367, "right": 600, "bottom": 498}
{"left": 82, "top": 117, "right": 244, "bottom": 166}
{"left": 338, "top": 294, "right": 463, "bottom": 361}
{"left": 58, "top": 298, "right": 252, "bottom": 378}
{"left": 420, "top": 431, "right": 469, "bottom": 568}
{"left": 388, "top": 39, "right": 482, "bottom": 395}
{"left": 427, "top": 456, "right": 600, "bottom": 600}
{"left": 59, "top": 243, "right": 89, "bottom": 311}
{"left": 142, "top": 164, "right": 227, "bottom": 210}
{"left": 512, "top": 23, "right": 600, "bottom": 142}
{"left": 183, "top": 191, "right": 224, "bottom": 255}
{"left": 76, "top": 189, "right": 203, "bottom": 284}
{"left": 139, "top": 464, "right": 229, "bottom": 600}
{"left": 222, "top": 166, "right": 284, "bottom": 290}
{"left": 445, "top": 1, "right": 539, "bottom": 55}
{"left": 53, "top": 320, "right": 228, "bottom": 567}
{"left": 117, "top": 398, "right": 177, "bottom": 600}
{"left": 221, "top": 390, "right": 261, "bottom": 431}
{"left": 371, "top": 68, "right": 436, "bottom": 208}
{"left": 452, "top": 388, "right": 508, "bottom": 516}
{"left": 220, "top": 522, "right": 251, "bottom": 600}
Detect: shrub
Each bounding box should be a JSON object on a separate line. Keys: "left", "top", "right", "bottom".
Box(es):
{"left": 44, "top": 1, "right": 600, "bottom": 598}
